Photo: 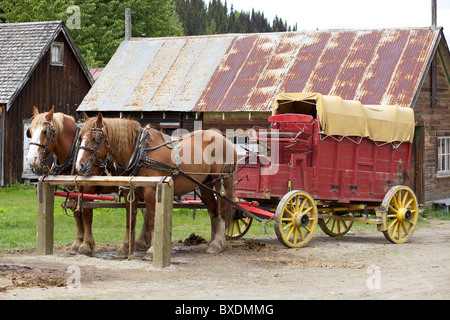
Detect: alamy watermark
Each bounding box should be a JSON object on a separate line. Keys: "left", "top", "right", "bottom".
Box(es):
{"left": 366, "top": 265, "right": 381, "bottom": 290}
{"left": 168, "top": 121, "right": 280, "bottom": 175}
{"left": 66, "top": 265, "right": 81, "bottom": 290}
{"left": 66, "top": 5, "right": 81, "bottom": 29}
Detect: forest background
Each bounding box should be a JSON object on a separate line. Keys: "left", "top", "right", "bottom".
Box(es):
{"left": 0, "top": 0, "right": 296, "bottom": 67}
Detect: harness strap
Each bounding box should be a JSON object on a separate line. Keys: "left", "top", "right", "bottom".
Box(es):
{"left": 52, "top": 124, "right": 82, "bottom": 175}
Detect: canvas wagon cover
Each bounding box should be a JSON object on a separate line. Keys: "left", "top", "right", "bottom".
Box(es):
{"left": 272, "top": 93, "right": 415, "bottom": 143}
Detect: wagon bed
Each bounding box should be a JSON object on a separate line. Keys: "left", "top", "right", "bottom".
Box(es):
{"left": 231, "top": 93, "right": 418, "bottom": 247}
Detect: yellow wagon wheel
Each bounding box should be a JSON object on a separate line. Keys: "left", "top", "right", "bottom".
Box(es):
{"left": 382, "top": 186, "right": 418, "bottom": 244}
{"left": 318, "top": 213, "right": 354, "bottom": 237}
{"left": 274, "top": 190, "right": 318, "bottom": 248}
{"left": 226, "top": 210, "right": 253, "bottom": 240}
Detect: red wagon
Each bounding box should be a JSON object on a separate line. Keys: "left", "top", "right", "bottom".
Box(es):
{"left": 229, "top": 93, "right": 418, "bottom": 248}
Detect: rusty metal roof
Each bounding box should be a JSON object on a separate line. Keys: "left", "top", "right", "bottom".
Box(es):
{"left": 78, "top": 28, "right": 442, "bottom": 113}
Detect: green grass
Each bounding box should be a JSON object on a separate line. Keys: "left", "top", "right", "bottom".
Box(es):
{"left": 0, "top": 183, "right": 274, "bottom": 251}
{"left": 1, "top": 183, "right": 449, "bottom": 251}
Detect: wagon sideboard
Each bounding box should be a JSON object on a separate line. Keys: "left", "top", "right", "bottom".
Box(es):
{"left": 235, "top": 93, "right": 415, "bottom": 205}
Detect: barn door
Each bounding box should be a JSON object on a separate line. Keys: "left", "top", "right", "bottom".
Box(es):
{"left": 411, "top": 125, "right": 424, "bottom": 204}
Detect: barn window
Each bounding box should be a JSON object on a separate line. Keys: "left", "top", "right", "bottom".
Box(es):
{"left": 51, "top": 42, "right": 64, "bottom": 66}
{"left": 437, "top": 137, "right": 450, "bottom": 176}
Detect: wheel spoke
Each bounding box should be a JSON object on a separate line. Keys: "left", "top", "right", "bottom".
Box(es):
{"left": 401, "top": 221, "right": 409, "bottom": 236}
{"left": 298, "top": 227, "right": 304, "bottom": 241}
{"left": 388, "top": 205, "right": 398, "bottom": 214}
{"left": 228, "top": 223, "right": 234, "bottom": 236}
{"left": 397, "top": 190, "right": 402, "bottom": 207}
{"left": 293, "top": 227, "right": 298, "bottom": 243}
{"left": 330, "top": 219, "right": 336, "bottom": 232}
{"left": 239, "top": 218, "right": 249, "bottom": 227}
{"left": 405, "top": 198, "right": 414, "bottom": 208}
{"left": 299, "top": 198, "right": 307, "bottom": 212}
{"left": 392, "top": 192, "right": 400, "bottom": 209}
{"left": 402, "top": 191, "right": 409, "bottom": 206}
{"left": 388, "top": 218, "right": 398, "bottom": 231}
{"left": 235, "top": 221, "right": 242, "bottom": 235}
{"left": 282, "top": 221, "right": 293, "bottom": 231}
{"left": 287, "top": 225, "right": 295, "bottom": 240}
{"left": 303, "top": 206, "right": 313, "bottom": 215}
{"left": 284, "top": 207, "right": 294, "bottom": 217}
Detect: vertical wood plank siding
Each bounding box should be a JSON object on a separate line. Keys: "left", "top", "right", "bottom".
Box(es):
{"left": 3, "top": 32, "right": 91, "bottom": 184}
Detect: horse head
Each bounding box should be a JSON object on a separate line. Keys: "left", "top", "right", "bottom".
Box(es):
{"left": 76, "top": 113, "right": 109, "bottom": 175}
{"left": 26, "top": 106, "right": 57, "bottom": 170}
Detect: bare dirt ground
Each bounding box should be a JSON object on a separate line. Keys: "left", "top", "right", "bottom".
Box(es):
{"left": 1, "top": 219, "right": 449, "bottom": 300}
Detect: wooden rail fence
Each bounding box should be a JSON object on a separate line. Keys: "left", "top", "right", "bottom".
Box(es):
{"left": 36, "top": 175, "right": 174, "bottom": 268}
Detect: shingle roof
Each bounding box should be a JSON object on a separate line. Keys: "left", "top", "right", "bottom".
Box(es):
{"left": 78, "top": 28, "right": 443, "bottom": 113}
{"left": 0, "top": 21, "right": 93, "bottom": 109}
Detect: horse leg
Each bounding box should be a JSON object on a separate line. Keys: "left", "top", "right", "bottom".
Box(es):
{"left": 70, "top": 208, "right": 84, "bottom": 255}
{"left": 78, "top": 208, "right": 95, "bottom": 256}
{"left": 136, "top": 208, "right": 151, "bottom": 251}
{"left": 115, "top": 196, "right": 137, "bottom": 259}
{"left": 143, "top": 187, "right": 156, "bottom": 260}
{"left": 200, "top": 187, "right": 226, "bottom": 254}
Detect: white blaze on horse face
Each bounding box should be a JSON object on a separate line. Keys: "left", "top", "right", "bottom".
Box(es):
{"left": 75, "top": 135, "right": 88, "bottom": 172}
{"left": 26, "top": 127, "right": 43, "bottom": 168}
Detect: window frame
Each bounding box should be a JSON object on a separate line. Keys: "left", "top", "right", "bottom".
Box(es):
{"left": 50, "top": 42, "right": 64, "bottom": 66}
{"left": 437, "top": 136, "right": 450, "bottom": 177}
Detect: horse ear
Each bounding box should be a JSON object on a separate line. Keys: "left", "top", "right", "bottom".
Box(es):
{"left": 96, "top": 113, "right": 103, "bottom": 128}
{"left": 45, "top": 106, "right": 54, "bottom": 121}
{"left": 82, "top": 112, "right": 89, "bottom": 122}
{"left": 33, "top": 106, "right": 39, "bottom": 117}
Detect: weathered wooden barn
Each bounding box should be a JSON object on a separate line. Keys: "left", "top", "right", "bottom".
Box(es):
{"left": 77, "top": 27, "right": 450, "bottom": 206}
{"left": 0, "top": 21, "right": 93, "bottom": 186}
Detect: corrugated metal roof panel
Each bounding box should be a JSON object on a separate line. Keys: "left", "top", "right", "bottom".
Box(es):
{"left": 78, "top": 28, "right": 442, "bottom": 113}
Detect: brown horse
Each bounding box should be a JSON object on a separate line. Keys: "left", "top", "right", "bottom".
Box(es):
{"left": 26, "top": 107, "right": 150, "bottom": 256}
{"left": 76, "top": 113, "right": 237, "bottom": 258}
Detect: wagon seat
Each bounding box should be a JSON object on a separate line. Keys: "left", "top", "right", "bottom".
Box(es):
{"left": 268, "top": 113, "right": 315, "bottom": 165}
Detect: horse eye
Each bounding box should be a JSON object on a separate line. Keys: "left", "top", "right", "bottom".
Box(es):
{"left": 26, "top": 128, "right": 31, "bottom": 138}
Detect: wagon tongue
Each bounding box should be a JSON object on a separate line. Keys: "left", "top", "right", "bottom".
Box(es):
{"left": 231, "top": 201, "right": 267, "bottom": 223}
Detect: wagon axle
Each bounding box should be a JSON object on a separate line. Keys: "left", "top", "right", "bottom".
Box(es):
{"left": 397, "top": 208, "right": 412, "bottom": 222}
{"left": 294, "top": 212, "right": 310, "bottom": 227}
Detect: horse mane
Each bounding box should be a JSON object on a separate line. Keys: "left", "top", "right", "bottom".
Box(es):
{"left": 80, "top": 117, "right": 144, "bottom": 155}
{"left": 30, "top": 112, "right": 74, "bottom": 133}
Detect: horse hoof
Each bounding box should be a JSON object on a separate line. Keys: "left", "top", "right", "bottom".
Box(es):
{"left": 114, "top": 246, "right": 131, "bottom": 259}
{"left": 136, "top": 240, "right": 149, "bottom": 251}
{"left": 71, "top": 240, "right": 82, "bottom": 254}
{"left": 206, "top": 244, "right": 222, "bottom": 254}
{"left": 142, "top": 247, "right": 154, "bottom": 261}
{"left": 78, "top": 243, "right": 93, "bottom": 256}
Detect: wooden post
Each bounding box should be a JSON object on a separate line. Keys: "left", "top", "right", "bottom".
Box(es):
{"left": 153, "top": 177, "right": 174, "bottom": 268}
{"left": 35, "top": 176, "right": 174, "bottom": 267}
{"left": 36, "top": 181, "right": 54, "bottom": 255}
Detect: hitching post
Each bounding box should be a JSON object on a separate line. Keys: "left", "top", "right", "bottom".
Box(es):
{"left": 35, "top": 176, "right": 174, "bottom": 268}
{"left": 36, "top": 181, "right": 54, "bottom": 255}
{"left": 153, "top": 177, "right": 174, "bottom": 268}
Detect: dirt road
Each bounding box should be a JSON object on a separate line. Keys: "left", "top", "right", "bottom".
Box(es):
{"left": 1, "top": 219, "right": 449, "bottom": 300}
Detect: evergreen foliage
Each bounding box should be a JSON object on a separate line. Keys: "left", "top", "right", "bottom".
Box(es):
{"left": 0, "top": 0, "right": 296, "bottom": 67}
{"left": 174, "top": 0, "right": 297, "bottom": 35}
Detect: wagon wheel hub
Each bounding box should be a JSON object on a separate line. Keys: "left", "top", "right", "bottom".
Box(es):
{"left": 397, "top": 208, "right": 412, "bottom": 222}
{"left": 294, "top": 212, "right": 310, "bottom": 227}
